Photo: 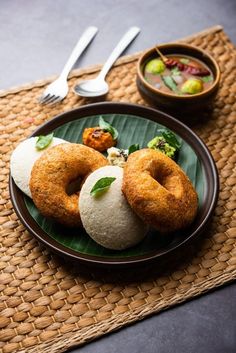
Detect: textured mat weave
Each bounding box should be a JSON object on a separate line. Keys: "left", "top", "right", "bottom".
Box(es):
{"left": 0, "top": 26, "right": 236, "bottom": 353}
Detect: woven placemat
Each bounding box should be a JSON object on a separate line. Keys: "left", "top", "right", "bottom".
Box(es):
{"left": 0, "top": 25, "right": 236, "bottom": 353}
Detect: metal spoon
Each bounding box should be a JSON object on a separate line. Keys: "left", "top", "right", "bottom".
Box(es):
{"left": 73, "top": 26, "right": 140, "bottom": 97}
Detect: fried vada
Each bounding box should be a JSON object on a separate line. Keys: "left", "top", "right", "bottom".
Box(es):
{"left": 30, "top": 143, "right": 108, "bottom": 227}
{"left": 122, "top": 149, "right": 198, "bottom": 233}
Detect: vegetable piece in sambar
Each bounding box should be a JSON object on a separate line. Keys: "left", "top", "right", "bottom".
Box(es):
{"left": 145, "top": 59, "right": 166, "bottom": 74}
{"left": 181, "top": 78, "right": 203, "bottom": 94}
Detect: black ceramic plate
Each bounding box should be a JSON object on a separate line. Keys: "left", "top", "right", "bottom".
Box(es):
{"left": 9, "top": 102, "right": 219, "bottom": 266}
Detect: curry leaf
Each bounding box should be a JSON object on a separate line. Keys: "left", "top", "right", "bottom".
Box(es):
{"left": 158, "top": 129, "right": 181, "bottom": 150}
{"left": 99, "top": 116, "right": 119, "bottom": 140}
{"left": 90, "top": 177, "right": 116, "bottom": 197}
{"left": 128, "top": 144, "right": 140, "bottom": 155}
{"left": 35, "top": 133, "right": 54, "bottom": 150}
{"left": 161, "top": 76, "right": 178, "bottom": 93}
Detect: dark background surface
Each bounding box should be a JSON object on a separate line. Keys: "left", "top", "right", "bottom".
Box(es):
{"left": 1, "top": 0, "right": 236, "bottom": 90}
{"left": 1, "top": 1, "right": 236, "bottom": 352}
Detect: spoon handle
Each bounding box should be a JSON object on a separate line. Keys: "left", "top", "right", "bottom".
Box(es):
{"left": 98, "top": 26, "right": 140, "bottom": 80}
{"left": 60, "top": 26, "right": 98, "bottom": 80}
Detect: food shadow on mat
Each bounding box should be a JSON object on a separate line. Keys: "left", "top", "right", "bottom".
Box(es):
{"left": 74, "top": 96, "right": 108, "bottom": 106}
{"left": 148, "top": 103, "right": 214, "bottom": 127}
{"left": 34, "top": 215, "right": 176, "bottom": 259}
{"left": 25, "top": 190, "right": 200, "bottom": 262}
{"left": 46, "top": 222, "right": 214, "bottom": 284}
{"left": 26, "top": 187, "right": 213, "bottom": 283}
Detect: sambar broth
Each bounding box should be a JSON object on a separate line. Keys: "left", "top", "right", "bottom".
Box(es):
{"left": 144, "top": 55, "right": 214, "bottom": 95}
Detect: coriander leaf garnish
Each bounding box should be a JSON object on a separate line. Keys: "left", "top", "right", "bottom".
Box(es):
{"left": 158, "top": 129, "right": 181, "bottom": 150}
{"left": 90, "top": 177, "right": 116, "bottom": 197}
{"left": 128, "top": 144, "right": 140, "bottom": 155}
{"left": 202, "top": 75, "right": 213, "bottom": 83}
{"left": 99, "top": 116, "right": 119, "bottom": 140}
{"left": 35, "top": 133, "right": 54, "bottom": 151}
{"left": 171, "top": 67, "right": 180, "bottom": 76}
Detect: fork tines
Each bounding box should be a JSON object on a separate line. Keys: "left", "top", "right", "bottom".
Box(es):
{"left": 38, "top": 94, "right": 61, "bottom": 105}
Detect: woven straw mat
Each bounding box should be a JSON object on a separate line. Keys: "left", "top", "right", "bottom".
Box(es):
{"left": 0, "top": 25, "right": 236, "bottom": 353}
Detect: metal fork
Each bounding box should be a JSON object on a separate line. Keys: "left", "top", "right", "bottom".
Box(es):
{"left": 38, "top": 26, "right": 98, "bottom": 105}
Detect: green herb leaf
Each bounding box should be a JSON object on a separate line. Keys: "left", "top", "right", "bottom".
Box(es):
{"left": 158, "top": 129, "right": 181, "bottom": 150}
{"left": 35, "top": 133, "right": 54, "bottom": 150}
{"left": 161, "top": 76, "right": 178, "bottom": 93}
{"left": 128, "top": 144, "right": 140, "bottom": 155}
{"left": 90, "top": 177, "right": 116, "bottom": 197}
{"left": 202, "top": 75, "right": 213, "bottom": 83}
{"left": 180, "top": 58, "right": 190, "bottom": 64}
{"left": 171, "top": 67, "right": 180, "bottom": 76}
{"left": 99, "top": 117, "right": 119, "bottom": 140}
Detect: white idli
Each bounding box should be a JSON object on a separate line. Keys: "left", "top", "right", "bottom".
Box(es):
{"left": 10, "top": 136, "right": 67, "bottom": 197}
{"left": 79, "top": 166, "right": 148, "bottom": 250}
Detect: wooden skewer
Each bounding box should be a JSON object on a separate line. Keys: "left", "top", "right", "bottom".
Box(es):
{"left": 155, "top": 47, "right": 168, "bottom": 62}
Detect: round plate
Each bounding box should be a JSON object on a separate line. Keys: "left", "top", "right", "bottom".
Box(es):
{"left": 9, "top": 102, "right": 219, "bottom": 266}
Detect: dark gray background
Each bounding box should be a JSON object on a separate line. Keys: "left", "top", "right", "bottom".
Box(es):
{"left": 1, "top": 1, "right": 236, "bottom": 352}
{"left": 1, "top": 0, "right": 236, "bottom": 90}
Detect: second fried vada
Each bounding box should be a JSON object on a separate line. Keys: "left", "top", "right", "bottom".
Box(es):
{"left": 30, "top": 143, "right": 108, "bottom": 227}
{"left": 122, "top": 149, "right": 198, "bottom": 233}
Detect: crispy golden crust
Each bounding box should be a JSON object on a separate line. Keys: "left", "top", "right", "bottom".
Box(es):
{"left": 30, "top": 143, "right": 108, "bottom": 227}
{"left": 122, "top": 149, "right": 198, "bottom": 233}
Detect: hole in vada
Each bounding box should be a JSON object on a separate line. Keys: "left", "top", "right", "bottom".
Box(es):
{"left": 152, "top": 170, "right": 183, "bottom": 198}
{"left": 66, "top": 177, "right": 83, "bottom": 196}
{"left": 151, "top": 168, "right": 169, "bottom": 187}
